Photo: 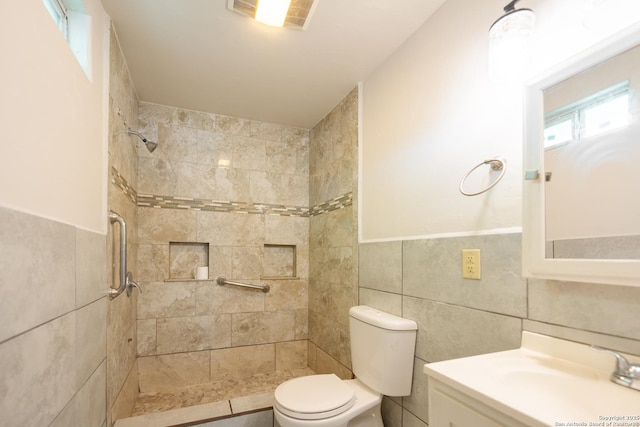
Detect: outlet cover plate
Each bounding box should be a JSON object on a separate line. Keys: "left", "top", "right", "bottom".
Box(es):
{"left": 462, "top": 249, "right": 481, "bottom": 280}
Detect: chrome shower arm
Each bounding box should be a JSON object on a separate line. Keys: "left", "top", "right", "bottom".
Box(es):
{"left": 127, "top": 128, "right": 158, "bottom": 153}
{"left": 127, "top": 128, "right": 148, "bottom": 142}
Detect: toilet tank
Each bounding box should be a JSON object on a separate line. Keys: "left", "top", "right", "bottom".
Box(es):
{"left": 349, "top": 305, "right": 418, "bottom": 397}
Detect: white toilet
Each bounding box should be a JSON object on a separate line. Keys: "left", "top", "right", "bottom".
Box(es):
{"left": 274, "top": 306, "right": 418, "bottom": 427}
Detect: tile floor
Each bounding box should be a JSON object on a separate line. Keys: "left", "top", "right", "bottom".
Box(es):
{"left": 115, "top": 368, "right": 315, "bottom": 427}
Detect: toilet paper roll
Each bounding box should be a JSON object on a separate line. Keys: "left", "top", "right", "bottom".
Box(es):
{"left": 194, "top": 266, "right": 209, "bottom": 280}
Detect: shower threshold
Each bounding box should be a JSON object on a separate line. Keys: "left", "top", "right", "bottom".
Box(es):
{"left": 115, "top": 367, "right": 315, "bottom": 427}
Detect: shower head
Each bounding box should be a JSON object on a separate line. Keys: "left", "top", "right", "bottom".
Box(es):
{"left": 144, "top": 140, "right": 158, "bottom": 153}
{"left": 127, "top": 128, "right": 158, "bottom": 153}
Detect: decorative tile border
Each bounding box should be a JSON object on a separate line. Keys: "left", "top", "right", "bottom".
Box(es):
{"left": 111, "top": 167, "right": 137, "bottom": 204}
{"left": 137, "top": 194, "right": 310, "bottom": 217}
{"left": 112, "top": 167, "right": 352, "bottom": 218}
{"left": 309, "top": 193, "right": 353, "bottom": 216}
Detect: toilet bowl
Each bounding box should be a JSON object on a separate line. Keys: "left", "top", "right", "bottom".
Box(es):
{"left": 274, "top": 376, "right": 382, "bottom": 427}
{"left": 273, "top": 306, "right": 418, "bottom": 427}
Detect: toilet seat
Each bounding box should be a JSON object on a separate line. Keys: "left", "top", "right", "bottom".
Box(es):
{"left": 274, "top": 374, "right": 356, "bottom": 420}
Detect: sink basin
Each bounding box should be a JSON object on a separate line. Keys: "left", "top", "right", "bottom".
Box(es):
{"left": 424, "top": 332, "right": 640, "bottom": 426}
{"left": 502, "top": 369, "right": 592, "bottom": 386}
{"left": 498, "top": 353, "right": 601, "bottom": 389}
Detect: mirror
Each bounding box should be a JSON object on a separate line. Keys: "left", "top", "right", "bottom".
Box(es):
{"left": 523, "top": 22, "right": 640, "bottom": 287}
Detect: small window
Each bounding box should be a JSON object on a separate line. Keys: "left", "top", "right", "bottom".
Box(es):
{"left": 544, "top": 81, "right": 630, "bottom": 150}
{"left": 41, "top": 0, "right": 91, "bottom": 78}
{"left": 544, "top": 117, "right": 573, "bottom": 148}
{"left": 583, "top": 93, "right": 629, "bottom": 138}
{"left": 42, "top": 0, "right": 68, "bottom": 38}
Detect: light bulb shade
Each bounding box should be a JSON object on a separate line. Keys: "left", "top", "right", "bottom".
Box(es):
{"left": 255, "top": 0, "right": 292, "bottom": 27}
{"left": 489, "top": 8, "right": 535, "bottom": 82}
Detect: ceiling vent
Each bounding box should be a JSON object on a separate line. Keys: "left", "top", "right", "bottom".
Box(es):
{"left": 227, "top": 0, "right": 318, "bottom": 30}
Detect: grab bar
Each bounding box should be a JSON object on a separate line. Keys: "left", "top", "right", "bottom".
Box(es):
{"left": 108, "top": 211, "right": 142, "bottom": 299}
{"left": 216, "top": 275, "right": 270, "bottom": 293}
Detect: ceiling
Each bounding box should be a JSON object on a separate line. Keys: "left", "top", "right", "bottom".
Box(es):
{"left": 101, "top": 0, "right": 447, "bottom": 129}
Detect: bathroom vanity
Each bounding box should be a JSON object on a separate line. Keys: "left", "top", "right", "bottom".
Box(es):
{"left": 423, "top": 14, "right": 640, "bottom": 427}
{"left": 424, "top": 332, "right": 640, "bottom": 427}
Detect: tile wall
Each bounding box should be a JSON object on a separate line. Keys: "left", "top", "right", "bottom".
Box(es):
{"left": 133, "top": 102, "right": 311, "bottom": 391}
{"left": 308, "top": 87, "right": 359, "bottom": 378}
{"left": 359, "top": 233, "right": 640, "bottom": 426}
{"left": 108, "top": 23, "right": 142, "bottom": 424}
{"left": 0, "top": 208, "right": 107, "bottom": 427}
{"left": 0, "top": 21, "right": 139, "bottom": 427}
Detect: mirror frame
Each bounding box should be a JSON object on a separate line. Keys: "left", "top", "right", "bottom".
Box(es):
{"left": 523, "top": 22, "right": 640, "bottom": 287}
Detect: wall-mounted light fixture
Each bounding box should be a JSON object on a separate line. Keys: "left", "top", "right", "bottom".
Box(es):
{"left": 227, "top": 0, "right": 318, "bottom": 30}
{"left": 488, "top": 0, "right": 535, "bottom": 82}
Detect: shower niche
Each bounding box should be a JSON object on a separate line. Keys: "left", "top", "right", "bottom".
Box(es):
{"left": 262, "top": 244, "right": 297, "bottom": 279}
{"left": 168, "top": 241, "right": 210, "bottom": 280}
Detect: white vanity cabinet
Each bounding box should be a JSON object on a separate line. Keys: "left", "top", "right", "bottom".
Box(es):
{"left": 428, "top": 378, "right": 531, "bottom": 427}
{"left": 423, "top": 332, "right": 640, "bottom": 427}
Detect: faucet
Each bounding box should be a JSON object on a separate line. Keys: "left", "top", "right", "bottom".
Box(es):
{"left": 591, "top": 345, "right": 640, "bottom": 391}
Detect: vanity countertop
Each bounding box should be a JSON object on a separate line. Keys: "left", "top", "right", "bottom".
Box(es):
{"left": 423, "top": 332, "right": 640, "bottom": 427}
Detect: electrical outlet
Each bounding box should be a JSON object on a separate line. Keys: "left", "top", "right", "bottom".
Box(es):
{"left": 462, "top": 249, "right": 481, "bottom": 280}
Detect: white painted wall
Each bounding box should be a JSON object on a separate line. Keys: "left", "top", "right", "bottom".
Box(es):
{"left": 360, "top": 0, "right": 640, "bottom": 241}
{"left": 0, "top": 0, "right": 109, "bottom": 233}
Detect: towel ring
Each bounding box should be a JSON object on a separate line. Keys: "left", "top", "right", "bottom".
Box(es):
{"left": 459, "top": 157, "right": 507, "bottom": 196}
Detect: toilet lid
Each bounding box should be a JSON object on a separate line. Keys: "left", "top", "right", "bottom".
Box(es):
{"left": 274, "top": 374, "right": 356, "bottom": 420}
